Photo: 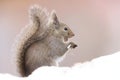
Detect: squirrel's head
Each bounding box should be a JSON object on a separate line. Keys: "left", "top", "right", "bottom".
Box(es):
{"left": 48, "top": 10, "right": 75, "bottom": 42}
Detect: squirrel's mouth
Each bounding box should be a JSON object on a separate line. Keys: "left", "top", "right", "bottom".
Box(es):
{"left": 64, "top": 33, "right": 75, "bottom": 42}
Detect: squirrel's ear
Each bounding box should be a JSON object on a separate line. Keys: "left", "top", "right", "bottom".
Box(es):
{"left": 49, "top": 10, "right": 59, "bottom": 27}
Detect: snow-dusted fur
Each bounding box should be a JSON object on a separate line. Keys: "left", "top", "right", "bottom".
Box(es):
{"left": 12, "top": 5, "right": 49, "bottom": 76}
{"left": 1, "top": 51, "right": 120, "bottom": 80}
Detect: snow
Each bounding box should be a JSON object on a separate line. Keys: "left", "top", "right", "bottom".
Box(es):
{"left": 0, "top": 51, "right": 120, "bottom": 80}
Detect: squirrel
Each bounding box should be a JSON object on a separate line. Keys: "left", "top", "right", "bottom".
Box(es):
{"left": 13, "top": 5, "right": 77, "bottom": 77}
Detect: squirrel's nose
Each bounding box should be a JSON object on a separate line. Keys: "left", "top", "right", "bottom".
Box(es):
{"left": 69, "top": 32, "right": 75, "bottom": 38}
{"left": 70, "top": 32, "right": 75, "bottom": 37}
{"left": 72, "top": 33, "right": 75, "bottom": 36}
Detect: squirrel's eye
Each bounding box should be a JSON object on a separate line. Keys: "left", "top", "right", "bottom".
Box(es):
{"left": 64, "top": 27, "right": 68, "bottom": 31}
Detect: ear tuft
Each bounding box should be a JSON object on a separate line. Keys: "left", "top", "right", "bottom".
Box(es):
{"left": 49, "top": 10, "right": 59, "bottom": 26}
{"left": 50, "top": 10, "right": 56, "bottom": 18}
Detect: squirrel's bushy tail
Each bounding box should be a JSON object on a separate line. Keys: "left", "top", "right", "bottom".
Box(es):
{"left": 12, "top": 5, "right": 49, "bottom": 76}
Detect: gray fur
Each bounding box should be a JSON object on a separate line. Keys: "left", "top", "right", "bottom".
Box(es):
{"left": 16, "top": 5, "right": 77, "bottom": 77}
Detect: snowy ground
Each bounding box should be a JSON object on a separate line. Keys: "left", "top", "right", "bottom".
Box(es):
{"left": 0, "top": 51, "right": 120, "bottom": 80}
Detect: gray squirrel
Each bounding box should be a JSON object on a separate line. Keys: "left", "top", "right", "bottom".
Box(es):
{"left": 13, "top": 5, "right": 77, "bottom": 77}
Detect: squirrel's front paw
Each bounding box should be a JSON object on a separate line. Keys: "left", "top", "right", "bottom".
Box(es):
{"left": 68, "top": 42, "right": 77, "bottom": 49}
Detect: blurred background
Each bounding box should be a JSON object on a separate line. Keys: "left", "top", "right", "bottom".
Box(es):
{"left": 0, "top": 0, "right": 120, "bottom": 76}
